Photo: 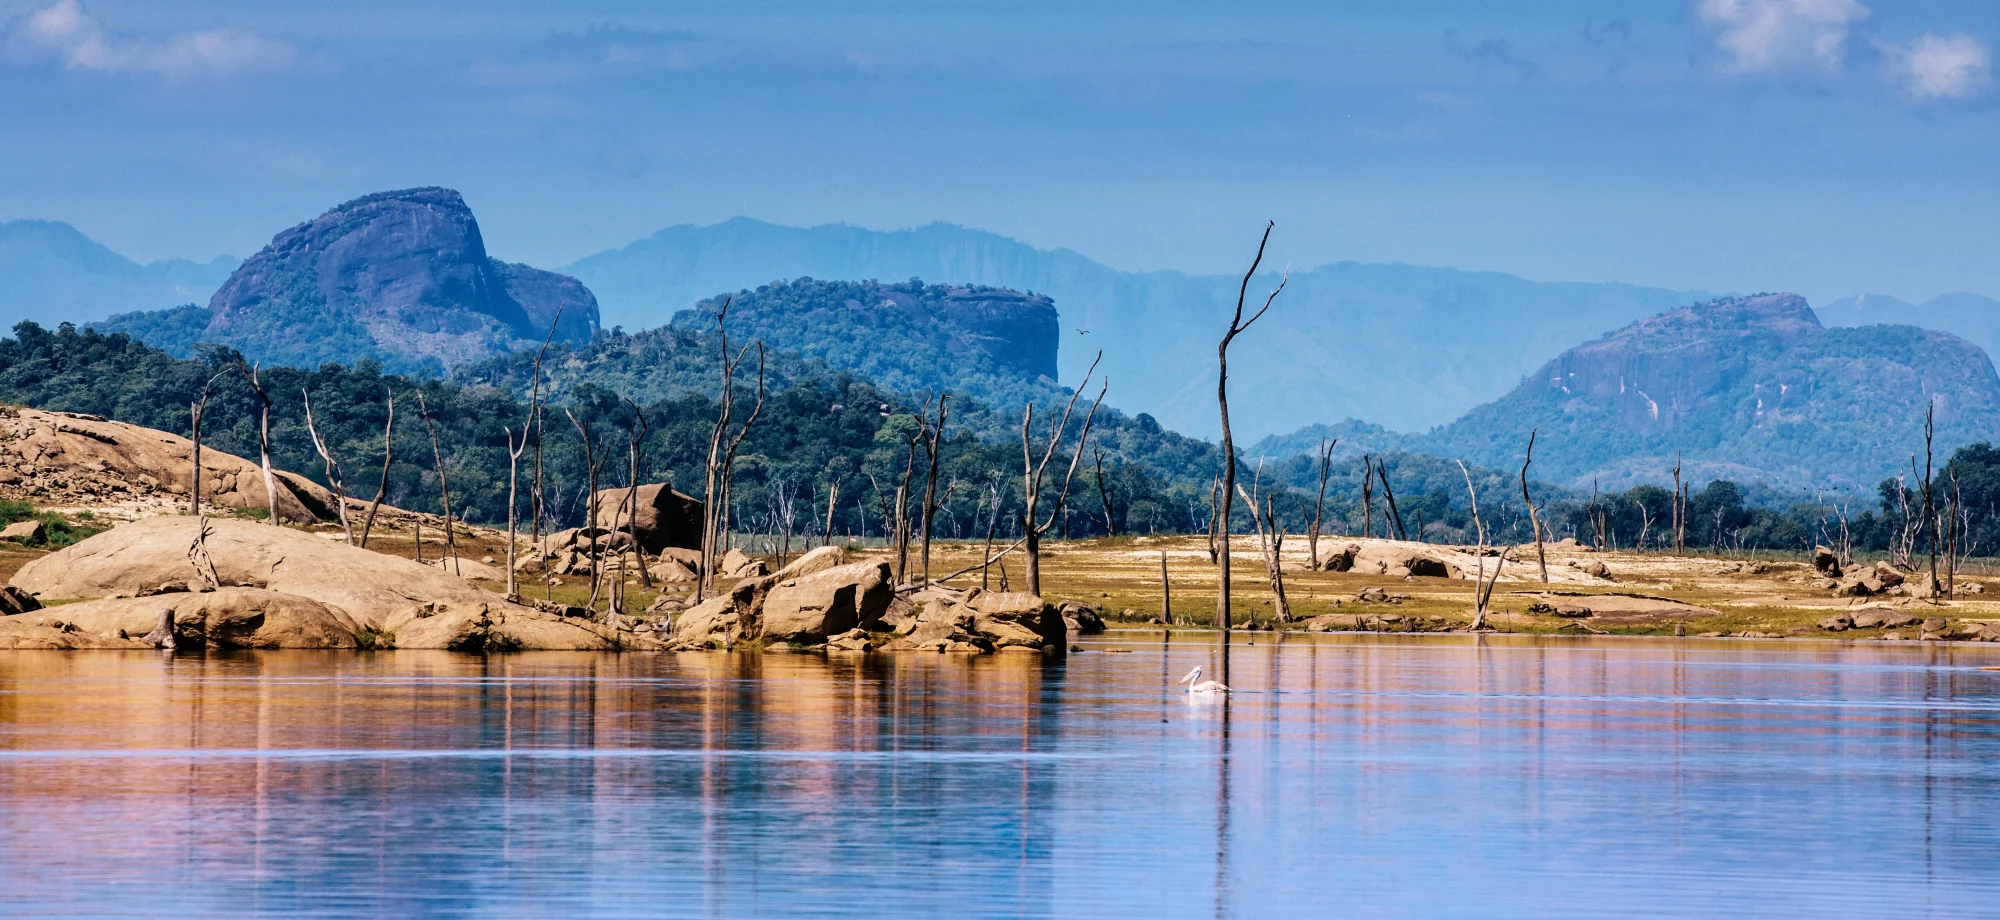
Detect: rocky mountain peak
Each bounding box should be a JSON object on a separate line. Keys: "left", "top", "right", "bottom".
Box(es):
{"left": 113, "top": 187, "right": 602, "bottom": 374}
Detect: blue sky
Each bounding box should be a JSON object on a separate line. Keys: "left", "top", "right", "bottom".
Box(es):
{"left": 2, "top": 0, "right": 1997, "bottom": 304}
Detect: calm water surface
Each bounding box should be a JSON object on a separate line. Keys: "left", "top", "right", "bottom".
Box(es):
{"left": 3, "top": 634, "right": 2000, "bottom": 918}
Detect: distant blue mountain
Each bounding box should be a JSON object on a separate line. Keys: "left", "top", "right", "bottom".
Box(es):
{"left": 563, "top": 217, "right": 1708, "bottom": 440}
{"left": 0, "top": 219, "right": 236, "bottom": 330}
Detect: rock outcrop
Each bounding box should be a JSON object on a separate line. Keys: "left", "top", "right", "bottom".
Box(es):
{"left": 34, "top": 588, "right": 365, "bottom": 649}
{"left": 759, "top": 561, "right": 891, "bottom": 643}
{"left": 11, "top": 516, "right": 494, "bottom": 624}
{"left": 586, "top": 483, "right": 702, "bottom": 554}
{"left": 0, "top": 408, "right": 336, "bottom": 522}
{"left": 99, "top": 188, "right": 600, "bottom": 374}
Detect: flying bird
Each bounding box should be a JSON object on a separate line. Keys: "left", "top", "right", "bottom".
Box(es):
{"left": 1075, "top": 328, "right": 1090, "bottom": 335}
{"left": 1176, "top": 665, "right": 1229, "bottom": 695}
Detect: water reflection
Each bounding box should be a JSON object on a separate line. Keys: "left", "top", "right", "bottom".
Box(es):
{"left": 0, "top": 636, "right": 1998, "bottom": 917}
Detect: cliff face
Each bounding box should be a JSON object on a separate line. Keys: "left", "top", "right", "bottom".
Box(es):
{"left": 99, "top": 188, "right": 597, "bottom": 374}
{"left": 1426, "top": 293, "right": 2000, "bottom": 488}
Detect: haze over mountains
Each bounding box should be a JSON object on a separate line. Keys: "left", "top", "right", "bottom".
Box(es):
{"left": 10, "top": 196, "right": 2000, "bottom": 493}
{"left": 0, "top": 220, "right": 236, "bottom": 330}
{"left": 561, "top": 218, "right": 1710, "bottom": 440}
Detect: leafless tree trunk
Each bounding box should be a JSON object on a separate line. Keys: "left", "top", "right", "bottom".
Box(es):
{"left": 187, "top": 369, "right": 227, "bottom": 516}
{"left": 1160, "top": 550, "right": 1173, "bottom": 625}
{"left": 1360, "top": 454, "right": 1374, "bottom": 538}
{"left": 524, "top": 305, "right": 563, "bottom": 582}
{"left": 696, "top": 297, "right": 766, "bottom": 600}
{"left": 918, "top": 395, "right": 949, "bottom": 581}
{"left": 1235, "top": 473, "right": 1291, "bottom": 623}
{"left": 302, "top": 389, "right": 353, "bottom": 544}
{"left": 414, "top": 391, "right": 459, "bottom": 576}
{"left": 360, "top": 389, "right": 394, "bottom": 548}
{"left": 822, "top": 480, "right": 840, "bottom": 547}
{"left": 622, "top": 397, "right": 652, "bottom": 591}
{"left": 1923, "top": 402, "right": 1938, "bottom": 593}
{"left": 1458, "top": 460, "right": 1512, "bottom": 630}
{"left": 566, "top": 408, "right": 610, "bottom": 612}
{"left": 982, "top": 479, "right": 1002, "bottom": 589}
{"left": 237, "top": 362, "right": 280, "bottom": 524}
{"left": 1216, "top": 221, "right": 1289, "bottom": 669}
{"left": 504, "top": 423, "right": 528, "bottom": 598}
{"left": 1205, "top": 475, "right": 1223, "bottom": 564}
{"left": 1093, "top": 448, "right": 1118, "bottom": 537}
{"left": 1671, "top": 454, "right": 1684, "bottom": 555}
{"left": 1019, "top": 352, "right": 1108, "bottom": 598}
{"left": 1520, "top": 427, "right": 1547, "bottom": 581}
{"left": 1308, "top": 438, "right": 1335, "bottom": 567}
{"left": 1375, "top": 458, "right": 1406, "bottom": 541}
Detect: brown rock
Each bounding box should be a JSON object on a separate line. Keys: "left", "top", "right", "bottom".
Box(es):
{"left": 1058, "top": 600, "right": 1106, "bottom": 634}
{"left": 1817, "top": 614, "right": 1853, "bottom": 632}
{"left": 586, "top": 484, "right": 703, "bottom": 555}
{"left": 47, "top": 588, "right": 364, "bottom": 648}
{"left": 1, "top": 520, "right": 46, "bottom": 543}
{"left": 759, "top": 562, "right": 892, "bottom": 643}
{"left": 772, "top": 545, "right": 848, "bottom": 580}
{"left": 11, "top": 516, "right": 502, "bottom": 629}
{"left": 962, "top": 591, "right": 1064, "bottom": 650}
{"left": 1811, "top": 545, "right": 1841, "bottom": 576}
{"left": 0, "top": 585, "right": 40, "bottom": 615}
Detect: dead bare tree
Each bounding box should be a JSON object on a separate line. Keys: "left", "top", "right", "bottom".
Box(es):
{"left": 1671, "top": 453, "right": 1685, "bottom": 555}
{"left": 566, "top": 408, "right": 613, "bottom": 611}
{"left": 504, "top": 422, "right": 528, "bottom": 599}
{"left": 360, "top": 389, "right": 394, "bottom": 548}
{"left": 1020, "top": 352, "right": 1108, "bottom": 597}
{"left": 696, "top": 297, "right": 766, "bottom": 600}
{"left": 621, "top": 397, "right": 653, "bottom": 592}
{"left": 1092, "top": 448, "right": 1119, "bottom": 538}
{"left": 1160, "top": 550, "right": 1174, "bottom": 625}
{"left": 1458, "top": 460, "right": 1512, "bottom": 630}
{"left": 821, "top": 479, "right": 841, "bottom": 547}
{"left": 186, "top": 368, "right": 228, "bottom": 515}
{"left": 413, "top": 391, "right": 460, "bottom": 575}
{"left": 1360, "top": 454, "right": 1374, "bottom": 538}
{"left": 1520, "top": 428, "right": 1548, "bottom": 581}
{"left": 236, "top": 361, "right": 280, "bottom": 524}
{"left": 1235, "top": 466, "right": 1291, "bottom": 623}
{"left": 1204, "top": 474, "right": 1223, "bottom": 563}
{"left": 918, "top": 395, "right": 949, "bottom": 581}
{"left": 301, "top": 389, "right": 354, "bottom": 544}
{"left": 523, "top": 306, "right": 564, "bottom": 574}
{"left": 1375, "top": 458, "right": 1407, "bottom": 541}
{"left": 1923, "top": 402, "right": 1939, "bottom": 594}
{"left": 1307, "top": 438, "right": 1335, "bottom": 568}
{"left": 1215, "top": 221, "right": 1288, "bottom": 662}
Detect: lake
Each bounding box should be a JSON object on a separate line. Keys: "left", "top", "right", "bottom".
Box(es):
{"left": 3, "top": 634, "right": 1999, "bottom": 918}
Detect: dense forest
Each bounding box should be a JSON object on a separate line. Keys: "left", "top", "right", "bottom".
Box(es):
{"left": 2, "top": 319, "right": 1994, "bottom": 560}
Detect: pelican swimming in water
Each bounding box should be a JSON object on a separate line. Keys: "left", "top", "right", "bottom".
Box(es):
{"left": 1177, "top": 665, "right": 1230, "bottom": 694}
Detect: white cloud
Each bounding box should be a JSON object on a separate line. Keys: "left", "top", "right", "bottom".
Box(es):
{"left": 3, "top": 0, "right": 295, "bottom": 78}
{"left": 1896, "top": 32, "right": 1991, "bottom": 100}
{"left": 1697, "top": 0, "right": 1870, "bottom": 73}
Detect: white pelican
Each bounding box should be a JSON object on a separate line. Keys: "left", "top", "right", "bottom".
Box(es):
{"left": 1177, "top": 665, "right": 1230, "bottom": 694}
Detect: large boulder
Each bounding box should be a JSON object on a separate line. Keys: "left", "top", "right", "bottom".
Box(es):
{"left": 773, "top": 545, "right": 848, "bottom": 580}
{"left": 1057, "top": 600, "right": 1106, "bottom": 634}
{"left": 718, "top": 548, "right": 767, "bottom": 579}
{"left": 668, "top": 577, "right": 773, "bottom": 650}
{"left": 890, "top": 589, "right": 1064, "bottom": 653}
{"left": 760, "top": 562, "right": 891, "bottom": 643}
{"left": 1351, "top": 542, "right": 1454, "bottom": 579}
{"left": 587, "top": 483, "right": 703, "bottom": 555}
{"left": 37, "top": 588, "right": 364, "bottom": 648}
{"left": 377, "top": 601, "right": 652, "bottom": 651}
{"left": 11, "top": 516, "right": 502, "bottom": 628}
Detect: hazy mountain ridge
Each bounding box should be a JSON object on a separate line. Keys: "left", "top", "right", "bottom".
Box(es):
{"left": 1258, "top": 294, "right": 2000, "bottom": 490}
{"left": 0, "top": 219, "right": 236, "bottom": 330}
{"left": 560, "top": 217, "right": 1710, "bottom": 440}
